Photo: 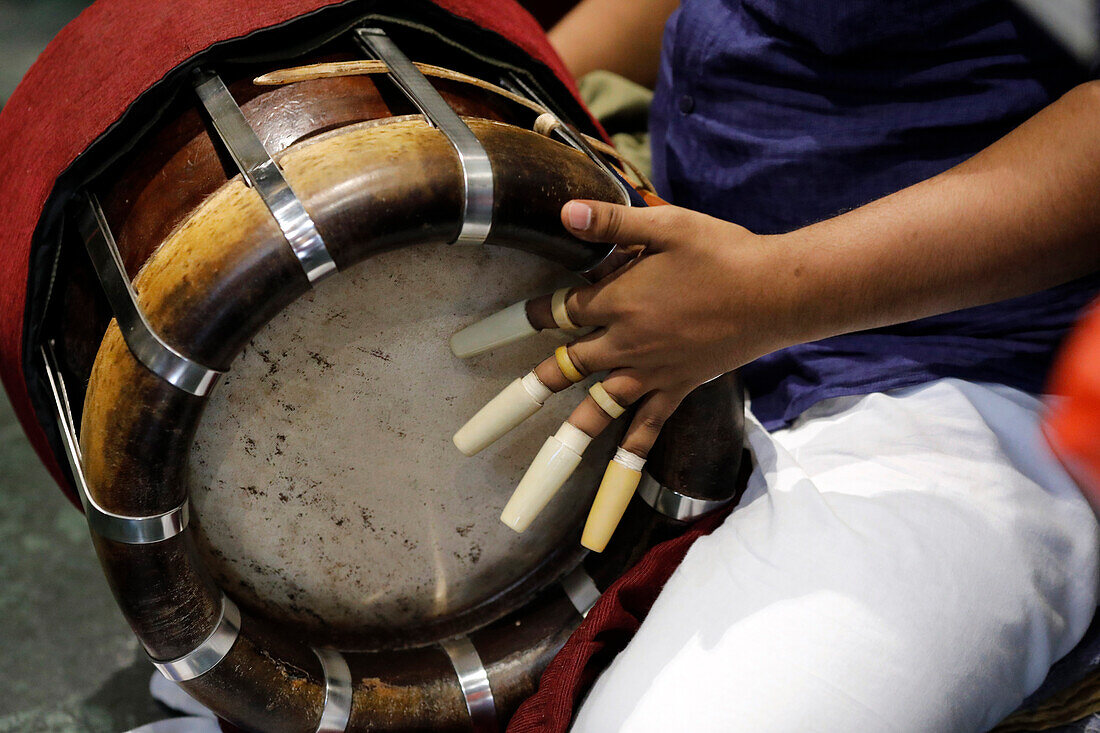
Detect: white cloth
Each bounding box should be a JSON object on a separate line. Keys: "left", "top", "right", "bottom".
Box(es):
{"left": 124, "top": 671, "right": 219, "bottom": 733}
{"left": 572, "top": 378, "right": 1100, "bottom": 733}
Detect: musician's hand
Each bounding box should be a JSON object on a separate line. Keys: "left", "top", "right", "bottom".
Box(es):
{"left": 450, "top": 197, "right": 813, "bottom": 548}
{"left": 525, "top": 199, "right": 803, "bottom": 460}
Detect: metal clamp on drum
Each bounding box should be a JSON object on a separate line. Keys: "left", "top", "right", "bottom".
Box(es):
{"left": 561, "top": 563, "right": 601, "bottom": 618}
{"left": 40, "top": 343, "right": 189, "bottom": 545}
{"left": 354, "top": 27, "right": 494, "bottom": 246}
{"left": 312, "top": 648, "right": 353, "bottom": 733}
{"left": 637, "top": 471, "right": 735, "bottom": 522}
{"left": 192, "top": 70, "right": 337, "bottom": 283}
{"left": 440, "top": 635, "right": 498, "bottom": 733}
{"left": 77, "top": 193, "right": 223, "bottom": 397}
{"left": 150, "top": 595, "right": 241, "bottom": 682}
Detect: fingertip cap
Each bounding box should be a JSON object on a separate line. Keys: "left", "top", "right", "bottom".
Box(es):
{"left": 581, "top": 461, "right": 643, "bottom": 552}
{"left": 500, "top": 434, "right": 585, "bottom": 533}
{"left": 453, "top": 377, "right": 545, "bottom": 455}
{"left": 450, "top": 301, "right": 537, "bottom": 358}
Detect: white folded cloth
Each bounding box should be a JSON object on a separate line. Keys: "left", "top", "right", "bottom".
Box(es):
{"left": 573, "top": 378, "right": 1100, "bottom": 733}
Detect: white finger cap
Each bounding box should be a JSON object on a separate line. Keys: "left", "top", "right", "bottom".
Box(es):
{"left": 450, "top": 300, "right": 537, "bottom": 358}
{"left": 501, "top": 422, "right": 593, "bottom": 533}
{"left": 453, "top": 372, "right": 552, "bottom": 456}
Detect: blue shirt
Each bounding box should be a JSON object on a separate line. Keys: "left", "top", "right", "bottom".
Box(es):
{"left": 650, "top": 0, "right": 1100, "bottom": 430}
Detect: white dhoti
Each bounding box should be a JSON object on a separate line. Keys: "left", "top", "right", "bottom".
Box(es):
{"left": 572, "top": 378, "right": 1100, "bottom": 733}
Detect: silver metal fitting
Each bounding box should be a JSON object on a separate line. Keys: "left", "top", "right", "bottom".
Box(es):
{"left": 637, "top": 472, "right": 734, "bottom": 522}
{"left": 151, "top": 595, "right": 241, "bottom": 682}
{"left": 440, "top": 635, "right": 497, "bottom": 732}
{"left": 561, "top": 562, "right": 601, "bottom": 618}
{"left": 40, "top": 343, "right": 190, "bottom": 545}
{"left": 354, "top": 27, "right": 494, "bottom": 246}
{"left": 313, "top": 647, "right": 353, "bottom": 732}
{"left": 192, "top": 70, "right": 337, "bottom": 283}
{"left": 77, "top": 193, "right": 223, "bottom": 397}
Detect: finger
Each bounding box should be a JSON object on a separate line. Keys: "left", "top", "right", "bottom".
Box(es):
{"left": 562, "top": 199, "right": 686, "bottom": 251}
{"left": 451, "top": 282, "right": 607, "bottom": 358}
{"left": 581, "top": 391, "right": 683, "bottom": 552}
{"left": 500, "top": 370, "right": 646, "bottom": 533}
{"left": 524, "top": 245, "right": 645, "bottom": 331}
{"left": 531, "top": 333, "right": 614, "bottom": 392}
{"left": 452, "top": 333, "right": 615, "bottom": 456}
{"left": 450, "top": 297, "right": 538, "bottom": 358}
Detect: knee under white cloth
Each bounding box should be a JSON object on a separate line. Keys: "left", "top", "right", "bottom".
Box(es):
{"left": 572, "top": 378, "right": 1100, "bottom": 733}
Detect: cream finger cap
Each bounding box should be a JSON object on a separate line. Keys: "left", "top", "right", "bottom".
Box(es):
{"left": 450, "top": 300, "right": 537, "bottom": 358}
{"left": 453, "top": 372, "right": 552, "bottom": 456}
{"left": 501, "top": 422, "right": 593, "bottom": 533}
{"left": 580, "top": 448, "right": 646, "bottom": 552}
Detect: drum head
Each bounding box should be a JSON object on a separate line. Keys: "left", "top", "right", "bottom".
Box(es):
{"left": 188, "top": 242, "right": 614, "bottom": 649}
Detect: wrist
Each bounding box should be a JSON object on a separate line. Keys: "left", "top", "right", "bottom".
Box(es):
{"left": 754, "top": 228, "right": 844, "bottom": 351}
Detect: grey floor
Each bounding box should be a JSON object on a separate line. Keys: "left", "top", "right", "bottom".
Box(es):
{"left": 1, "top": 3, "right": 166, "bottom": 730}
{"left": 0, "top": 393, "right": 165, "bottom": 731}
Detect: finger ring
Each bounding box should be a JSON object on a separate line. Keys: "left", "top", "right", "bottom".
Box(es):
{"left": 554, "top": 345, "right": 585, "bottom": 383}
{"left": 588, "top": 381, "right": 625, "bottom": 418}
{"left": 551, "top": 288, "right": 579, "bottom": 330}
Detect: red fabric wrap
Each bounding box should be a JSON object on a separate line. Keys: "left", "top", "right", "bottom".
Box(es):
{"left": 507, "top": 505, "right": 734, "bottom": 732}
{"left": 1045, "top": 296, "right": 1100, "bottom": 500}
{"left": 0, "top": 0, "right": 584, "bottom": 499}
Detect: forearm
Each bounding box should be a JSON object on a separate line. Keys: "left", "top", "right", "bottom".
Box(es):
{"left": 548, "top": 0, "right": 678, "bottom": 85}
{"left": 785, "top": 81, "right": 1100, "bottom": 343}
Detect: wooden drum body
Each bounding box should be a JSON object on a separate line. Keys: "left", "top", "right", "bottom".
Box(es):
{"left": 36, "top": 11, "right": 746, "bottom": 732}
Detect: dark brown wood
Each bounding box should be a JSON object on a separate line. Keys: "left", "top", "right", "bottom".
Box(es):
{"left": 648, "top": 372, "right": 746, "bottom": 503}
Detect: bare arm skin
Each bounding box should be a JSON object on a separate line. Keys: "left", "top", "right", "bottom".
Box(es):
{"left": 524, "top": 81, "right": 1100, "bottom": 457}
{"left": 547, "top": 0, "right": 679, "bottom": 85}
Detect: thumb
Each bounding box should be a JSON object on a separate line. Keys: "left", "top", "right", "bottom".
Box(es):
{"left": 562, "top": 199, "right": 683, "bottom": 251}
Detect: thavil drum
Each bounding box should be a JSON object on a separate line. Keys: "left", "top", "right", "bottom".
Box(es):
{"left": 12, "top": 3, "right": 745, "bottom": 731}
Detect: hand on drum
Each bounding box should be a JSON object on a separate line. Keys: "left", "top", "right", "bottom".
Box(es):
{"left": 451, "top": 198, "right": 806, "bottom": 551}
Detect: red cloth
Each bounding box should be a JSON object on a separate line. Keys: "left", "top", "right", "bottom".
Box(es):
{"left": 0, "top": 0, "right": 587, "bottom": 502}
{"left": 507, "top": 505, "right": 734, "bottom": 732}
{"left": 1045, "top": 296, "right": 1100, "bottom": 500}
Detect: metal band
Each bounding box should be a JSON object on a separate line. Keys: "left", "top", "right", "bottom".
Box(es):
{"left": 40, "top": 344, "right": 190, "bottom": 544}
{"left": 151, "top": 595, "right": 241, "bottom": 682}
{"left": 192, "top": 71, "right": 337, "bottom": 283}
{"left": 637, "top": 472, "right": 734, "bottom": 522}
{"left": 355, "top": 27, "right": 494, "bottom": 246}
{"left": 439, "top": 636, "right": 497, "bottom": 732}
{"left": 313, "top": 648, "right": 353, "bottom": 733}
{"left": 561, "top": 563, "right": 600, "bottom": 618}
{"left": 77, "top": 193, "right": 222, "bottom": 397}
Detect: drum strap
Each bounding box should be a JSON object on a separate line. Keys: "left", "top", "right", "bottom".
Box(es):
{"left": 440, "top": 635, "right": 499, "bottom": 733}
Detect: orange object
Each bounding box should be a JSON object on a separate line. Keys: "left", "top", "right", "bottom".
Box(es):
{"left": 1045, "top": 297, "right": 1100, "bottom": 503}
